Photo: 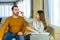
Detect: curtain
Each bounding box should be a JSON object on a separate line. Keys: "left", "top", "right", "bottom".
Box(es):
{"left": 0, "top": 3, "right": 13, "bottom": 18}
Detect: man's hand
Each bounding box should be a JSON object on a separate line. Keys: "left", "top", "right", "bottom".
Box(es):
{"left": 17, "top": 32, "right": 23, "bottom": 36}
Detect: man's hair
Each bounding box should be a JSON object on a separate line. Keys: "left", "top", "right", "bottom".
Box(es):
{"left": 11, "top": 5, "right": 18, "bottom": 10}
{"left": 37, "top": 10, "right": 44, "bottom": 14}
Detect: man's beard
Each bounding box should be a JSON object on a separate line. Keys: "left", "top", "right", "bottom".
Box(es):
{"left": 13, "top": 13, "right": 19, "bottom": 16}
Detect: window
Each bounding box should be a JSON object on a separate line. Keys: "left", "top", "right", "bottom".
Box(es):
{"left": 17, "top": 0, "right": 31, "bottom": 18}
{"left": 0, "top": 3, "right": 13, "bottom": 18}
{"left": 48, "top": 0, "right": 60, "bottom": 27}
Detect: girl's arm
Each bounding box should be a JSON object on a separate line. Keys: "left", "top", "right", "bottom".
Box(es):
{"left": 21, "top": 12, "right": 33, "bottom": 23}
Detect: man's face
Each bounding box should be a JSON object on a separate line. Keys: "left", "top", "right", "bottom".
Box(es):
{"left": 12, "top": 7, "right": 19, "bottom": 16}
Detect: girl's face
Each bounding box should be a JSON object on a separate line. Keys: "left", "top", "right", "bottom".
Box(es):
{"left": 36, "top": 13, "right": 40, "bottom": 20}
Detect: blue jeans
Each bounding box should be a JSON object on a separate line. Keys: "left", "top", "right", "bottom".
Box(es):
{"left": 2, "top": 32, "right": 25, "bottom": 40}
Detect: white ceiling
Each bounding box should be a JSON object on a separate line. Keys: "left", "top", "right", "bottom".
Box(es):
{"left": 0, "top": 0, "right": 18, "bottom": 2}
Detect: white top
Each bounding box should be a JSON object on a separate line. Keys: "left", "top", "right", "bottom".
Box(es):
{"left": 23, "top": 16, "right": 44, "bottom": 33}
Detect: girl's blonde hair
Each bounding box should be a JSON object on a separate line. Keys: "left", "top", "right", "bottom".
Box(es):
{"left": 37, "top": 10, "right": 47, "bottom": 30}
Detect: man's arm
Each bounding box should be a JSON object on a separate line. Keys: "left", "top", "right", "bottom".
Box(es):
{"left": 21, "top": 18, "right": 35, "bottom": 33}
{"left": 21, "top": 12, "right": 35, "bottom": 32}
{"left": 17, "top": 18, "right": 27, "bottom": 36}
{"left": 21, "top": 18, "right": 28, "bottom": 33}
{"left": 0, "top": 18, "right": 9, "bottom": 39}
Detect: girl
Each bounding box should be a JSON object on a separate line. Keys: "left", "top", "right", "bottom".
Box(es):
{"left": 21, "top": 10, "right": 47, "bottom": 33}
{"left": 20, "top": 10, "right": 47, "bottom": 40}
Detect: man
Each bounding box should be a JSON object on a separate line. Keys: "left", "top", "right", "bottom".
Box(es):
{"left": 0, "top": 5, "right": 27, "bottom": 40}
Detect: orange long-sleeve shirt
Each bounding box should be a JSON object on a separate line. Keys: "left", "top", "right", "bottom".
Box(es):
{"left": 0, "top": 16, "right": 27, "bottom": 39}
